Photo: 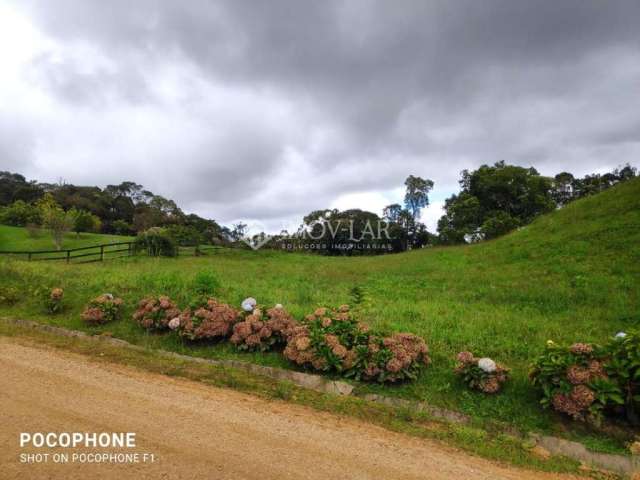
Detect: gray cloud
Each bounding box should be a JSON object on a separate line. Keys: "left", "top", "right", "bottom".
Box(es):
{"left": 1, "top": 0, "right": 639, "bottom": 230}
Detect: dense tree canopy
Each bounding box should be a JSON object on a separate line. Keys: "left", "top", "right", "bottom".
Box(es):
{"left": 438, "top": 162, "right": 637, "bottom": 244}
{"left": 438, "top": 162, "right": 555, "bottom": 243}
{"left": 0, "top": 173, "right": 225, "bottom": 245}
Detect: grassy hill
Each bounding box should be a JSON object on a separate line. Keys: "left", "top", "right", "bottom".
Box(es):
{"left": 0, "top": 224, "right": 133, "bottom": 251}
{"left": 1, "top": 178, "right": 639, "bottom": 452}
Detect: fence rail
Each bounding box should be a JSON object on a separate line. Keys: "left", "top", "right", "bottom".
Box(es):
{"left": 0, "top": 241, "right": 225, "bottom": 264}
{"left": 0, "top": 241, "right": 136, "bottom": 264}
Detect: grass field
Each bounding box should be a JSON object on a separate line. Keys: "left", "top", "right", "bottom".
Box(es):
{"left": 1, "top": 178, "right": 639, "bottom": 453}
{"left": 0, "top": 224, "right": 133, "bottom": 251}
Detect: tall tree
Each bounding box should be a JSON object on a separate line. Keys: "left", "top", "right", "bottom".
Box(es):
{"left": 404, "top": 175, "right": 434, "bottom": 221}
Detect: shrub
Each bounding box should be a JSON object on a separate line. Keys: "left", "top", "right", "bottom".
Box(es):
{"left": 283, "top": 305, "right": 431, "bottom": 383}
{"left": 530, "top": 341, "right": 621, "bottom": 421}
{"left": 81, "top": 293, "right": 124, "bottom": 325}
{"left": 284, "top": 305, "right": 365, "bottom": 373}
{"left": 46, "top": 287, "right": 64, "bottom": 314}
{"left": 601, "top": 331, "right": 640, "bottom": 424}
{"left": 135, "top": 227, "right": 176, "bottom": 257}
{"left": 133, "top": 296, "right": 181, "bottom": 331}
{"left": 111, "top": 219, "right": 134, "bottom": 236}
{"left": 230, "top": 305, "right": 298, "bottom": 352}
{"left": 354, "top": 333, "right": 431, "bottom": 383}
{"left": 176, "top": 298, "right": 240, "bottom": 341}
{"left": 70, "top": 208, "right": 101, "bottom": 236}
{"left": 454, "top": 351, "right": 509, "bottom": 393}
{"left": 0, "top": 200, "right": 41, "bottom": 226}
{"left": 166, "top": 224, "right": 203, "bottom": 246}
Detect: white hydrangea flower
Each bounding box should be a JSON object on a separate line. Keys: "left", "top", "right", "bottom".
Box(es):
{"left": 274, "top": 303, "right": 283, "bottom": 309}
{"left": 168, "top": 317, "right": 180, "bottom": 330}
{"left": 615, "top": 331, "right": 627, "bottom": 339}
{"left": 241, "top": 297, "right": 257, "bottom": 312}
{"left": 478, "top": 357, "right": 497, "bottom": 373}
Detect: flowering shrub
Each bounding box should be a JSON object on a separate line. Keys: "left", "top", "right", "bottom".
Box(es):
{"left": 530, "top": 341, "right": 620, "bottom": 421}
{"left": 241, "top": 297, "right": 257, "bottom": 312}
{"left": 348, "top": 333, "right": 431, "bottom": 383}
{"left": 284, "top": 305, "right": 365, "bottom": 373}
{"left": 284, "top": 305, "right": 431, "bottom": 383}
{"left": 230, "top": 305, "right": 298, "bottom": 352}
{"left": 454, "top": 351, "right": 509, "bottom": 393}
{"left": 133, "top": 296, "right": 181, "bottom": 331}
{"left": 81, "top": 294, "right": 124, "bottom": 325}
{"left": 46, "top": 288, "right": 64, "bottom": 314}
{"left": 600, "top": 331, "right": 640, "bottom": 424}
{"left": 176, "top": 298, "right": 240, "bottom": 341}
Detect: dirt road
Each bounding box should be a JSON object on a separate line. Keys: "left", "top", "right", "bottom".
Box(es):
{"left": 0, "top": 338, "right": 577, "bottom": 480}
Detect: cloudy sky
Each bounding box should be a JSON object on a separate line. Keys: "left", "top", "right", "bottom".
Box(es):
{"left": 1, "top": 1, "right": 639, "bottom": 232}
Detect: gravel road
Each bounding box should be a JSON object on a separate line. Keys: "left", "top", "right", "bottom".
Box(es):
{"left": 0, "top": 338, "right": 578, "bottom": 479}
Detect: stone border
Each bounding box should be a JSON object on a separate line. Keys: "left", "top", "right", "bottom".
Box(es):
{"left": 2, "top": 317, "right": 636, "bottom": 476}
{"left": 531, "top": 434, "right": 636, "bottom": 476}
{"left": 3, "top": 318, "right": 353, "bottom": 396}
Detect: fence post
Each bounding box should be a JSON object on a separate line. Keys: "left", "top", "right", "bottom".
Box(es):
{"left": 100, "top": 245, "right": 104, "bottom": 262}
{"left": 66, "top": 250, "right": 70, "bottom": 264}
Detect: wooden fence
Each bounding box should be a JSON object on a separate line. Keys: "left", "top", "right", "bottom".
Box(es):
{"left": 0, "top": 242, "right": 224, "bottom": 264}
{"left": 0, "top": 241, "right": 136, "bottom": 264}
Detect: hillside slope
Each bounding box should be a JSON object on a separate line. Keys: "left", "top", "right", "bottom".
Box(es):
{"left": 482, "top": 175, "right": 640, "bottom": 268}
{"left": 0, "top": 179, "right": 638, "bottom": 450}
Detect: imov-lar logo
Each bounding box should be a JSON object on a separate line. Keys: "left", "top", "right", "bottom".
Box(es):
{"left": 240, "top": 218, "right": 394, "bottom": 252}
{"left": 241, "top": 231, "right": 274, "bottom": 250}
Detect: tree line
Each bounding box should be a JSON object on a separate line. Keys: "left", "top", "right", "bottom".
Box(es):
{"left": 0, "top": 174, "right": 227, "bottom": 249}
{"left": 436, "top": 162, "right": 637, "bottom": 244}
{"left": 0, "top": 162, "right": 636, "bottom": 253}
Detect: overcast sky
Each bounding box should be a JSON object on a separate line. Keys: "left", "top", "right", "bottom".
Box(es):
{"left": 1, "top": 1, "right": 639, "bottom": 232}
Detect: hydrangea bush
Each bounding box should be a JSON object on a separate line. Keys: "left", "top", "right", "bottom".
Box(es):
{"left": 176, "top": 298, "right": 240, "bottom": 341}
{"left": 284, "top": 305, "right": 365, "bottom": 373}
{"left": 352, "top": 333, "right": 431, "bottom": 383}
{"left": 454, "top": 351, "right": 509, "bottom": 393}
{"left": 230, "top": 305, "right": 298, "bottom": 352}
{"left": 529, "top": 341, "right": 621, "bottom": 421}
{"left": 284, "top": 305, "right": 431, "bottom": 383}
{"left": 81, "top": 294, "right": 123, "bottom": 325}
{"left": 133, "top": 296, "right": 181, "bottom": 331}
{"left": 600, "top": 331, "right": 640, "bottom": 424}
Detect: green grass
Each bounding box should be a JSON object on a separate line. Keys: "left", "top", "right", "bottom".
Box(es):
{"left": 0, "top": 224, "right": 133, "bottom": 252}
{"left": 1, "top": 178, "right": 639, "bottom": 455}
